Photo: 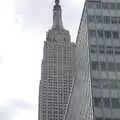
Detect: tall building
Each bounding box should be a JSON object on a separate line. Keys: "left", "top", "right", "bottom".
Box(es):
{"left": 38, "top": 0, "right": 75, "bottom": 120}
{"left": 65, "top": 0, "right": 120, "bottom": 120}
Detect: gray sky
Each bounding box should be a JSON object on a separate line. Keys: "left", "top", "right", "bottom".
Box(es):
{"left": 0, "top": 0, "right": 85, "bottom": 119}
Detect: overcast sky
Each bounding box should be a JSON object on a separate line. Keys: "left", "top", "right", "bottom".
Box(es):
{"left": 0, "top": 0, "right": 85, "bottom": 120}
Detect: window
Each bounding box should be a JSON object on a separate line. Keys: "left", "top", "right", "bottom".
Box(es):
{"left": 109, "top": 3, "right": 116, "bottom": 9}
{"left": 88, "top": 15, "right": 95, "bottom": 22}
{"left": 118, "top": 17, "right": 120, "bottom": 24}
{"left": 48, "top": 111, "right": 52, "bottom": 114}
{"left": 100, "top": 62, "right": 107, "bottom": 70}
{"left": 102, "top": 2, "right": 109, "bottom": 9}
{"left": 96, "top": 16, "right": 103, "bottom": 23}
{"left": 96, "top": 2, "right": 101, "bottom": 9}
{"left": 105, "top": 31, "right": 111, "bottom": 38}
{"left": 112, "top": 31, "right": 119, "bottom": 39}
{"left": 92, "top": 79, "right": 100, "bottom": 88}
{"left": 97, "top": 30, "right": 103, "bottom": 38}
{"left": 105, "top": 118, "right": 112, "bottom": 120}
{"left": 90, "top": 45, "right": 97, "bottom": 53}
{"left": 96, "top": 118, "right": 103, "bottom": 120}
{"left": 93, "top": 97, "right": 102, "bottom": 107}
{"left": 109, "top": 81, "right": 118, "bottom": 89}
{"left": 116, "top": 63, "right": 120, "bottom": 71}
{"left": 112, "top": 98, "right": 120, "bottom": 108}
{"left": 87, "top": 1, "right": 101, "bottom": 9}
{"left": 99, "top": 45, "right": 105, "bottom": 54}
{"left": 114, "top": 119, "right": 120, "bottom": 120}
{"left": 117, "top": 3, "right": 120, "bottom": 9}
{"left": 103, "top": 98, "right": 111, "bottom": 108}
{"left": 108, "top": 63, "right": 115, "bottom": 71}
{"left": 104, "top": 16, "right": 110, "bottom": 24}
{"left": 91, "top": 61, "right": 99, "bottom": 70}
{"left": 111, "top": 17, "right": 118, "bottom": 24}
{"left": 101, "top": 81, "right": 109, "bottom": 89}
{"left": 89, "top": 30, "right": 96, "bottom": 38}
{"left": 115, "top": 47, "right": 120, "bottom": 54}
{"left": 87, "top": 2, "right": 96, "bottom": 8}
{"left": 106, "top": 46, "right": 113, "bottom": 54}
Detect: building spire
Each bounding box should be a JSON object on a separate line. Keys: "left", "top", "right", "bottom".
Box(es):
{"left": 52, "top": 0, "right": 64, "bottom": 29}
{"left": 55, "top": 0, "right": 59, "bottom": 5}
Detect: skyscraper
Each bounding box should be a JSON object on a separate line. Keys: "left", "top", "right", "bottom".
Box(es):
{"left": 38, "top": 1, "right": 75, "bottom": 120}
{"left": 65, "top": 0, "right": 120, "bottom": 120}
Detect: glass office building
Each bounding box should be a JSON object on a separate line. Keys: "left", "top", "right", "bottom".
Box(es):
{"left": 65, "top": 0, "right": 120, "bottom": 120}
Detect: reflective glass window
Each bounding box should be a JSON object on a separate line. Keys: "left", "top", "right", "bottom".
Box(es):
{"left": 91, "top": 61, "right": 99, "bottom": 70}
{"left": 89, "top": 30, "right": 96, "bottom": 38}
{"left": 99, "top": 45, "right": 105, "bottom": 54}
{"left": 97, "top": 30, "right": 103, "bottom": 38}
{"left": 111, "top": 17, "right": 118, "bottom": 24}
{"left": 90, "top": 45, "right": 97, "bottom": 53}
{"left": 88, "top": 15, "right": 95, "bottom": 22}
{"left": 94, "top": 97, "right": 102, "bottom": 107}
{"left": 100, "top": 62, "right": 107, "bottom": 70}
{"left": 112, "top": 98, "right": 120, "bottom": 108}
{"left": 106, "top": 46, "right": 113, "bottom": 54}
{"left": 116, "top": 63, "right": 120, "bottom": 71}
{"left": 117, "top": 3, "right": 120, "bottom": 9}
{"left": 102, "top": 2, "right": 109, "bottom": 9}
{"left": 96, "top": 118, "right": 103, "bottom": 120}
{"left": 105, "top": 31, "right": 111, "bottom": 38}
{"left": 112, "top": 31, "right": 119, "bottom": 39}
{"left": 109, "top": 3, "right": 116, "bottom": 9}
{"left": 104, "top": 16, "right": 110, "bottom": 24}
{"left": 115, "top": 47, "right": 120, "bottom": 54}
{"left": 96, "top": 16, "right": 103, "bottom": 23}
{"left": 103, "top": 98, "right": 111, "bottom": 108}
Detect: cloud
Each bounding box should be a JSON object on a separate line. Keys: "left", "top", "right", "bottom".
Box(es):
{"left": 15, "top": 0, "right": 51, "bottom": 26}
{"left": 0, "top": 106, "right": 14, "bottom": 120}
{"left": 0, "top": 99, "right": 34, "bottom": 120}
{"left": 0, "top": 56, "right": 2, "bottom": 64}
{"left": 9, "top": 99, "right": 34, "bottom": 110}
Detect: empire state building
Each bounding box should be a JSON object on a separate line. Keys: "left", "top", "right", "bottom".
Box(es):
{"left": 38, "top": 0, "right": 75, "bottom": 120}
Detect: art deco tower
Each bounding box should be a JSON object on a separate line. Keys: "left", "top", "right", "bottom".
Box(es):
{"left": 38, "top": 1, "right": 75, "bottom": 120}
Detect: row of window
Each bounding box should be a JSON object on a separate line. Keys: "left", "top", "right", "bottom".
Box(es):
{"left": 43, "top": 117, "right": 62, "bottom": 120}
{"left": 91, "top": 61, "right": 120, "bottom": 71}
{"left": 47, "top": 58, "right": 72, "bottom": 62}
{"left": 89, "top": 30, "right": 119, "bottom": 39}
{"left": 92, "top": 79, "right": 120, "bottom": 89}
{"left": 93, "top": 97, "right": 120, "bottom": 108}
{"left": 95, "top": 117, "right": 120, "bottom": 120}
{"left": 48, "top": 82, "right": 71, "bottom": 85}
{"left": 87, "top": 1, "right": 120, "bottom": 10}
{"left": 90, "top": 45, "right": 120, "bottom": 55}
{"left": 88, "top": 15, "right": 120, "bottom": 24}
